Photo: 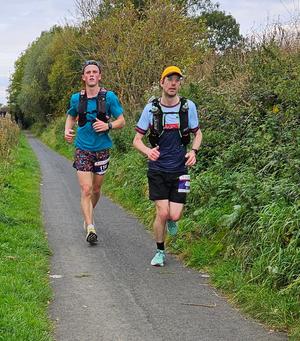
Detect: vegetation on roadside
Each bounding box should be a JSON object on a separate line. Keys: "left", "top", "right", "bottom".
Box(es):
{"left": 0, "top": 122, "right": 52, "bottom": 341}
{"left": 7, "top": 0, "right": 300, "bottom": 338}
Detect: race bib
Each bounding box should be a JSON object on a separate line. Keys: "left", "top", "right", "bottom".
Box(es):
{"left": 94, "top": 158, "right": 110, "bottom": 175}
{"left": 178, "top": 174, "right": 190, "bottom": 193}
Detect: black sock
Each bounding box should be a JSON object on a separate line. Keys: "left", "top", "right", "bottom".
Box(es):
{"left": 157, "top": 242, "right": 164, "bottom": 250}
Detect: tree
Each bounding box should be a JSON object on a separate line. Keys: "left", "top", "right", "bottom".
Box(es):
{"left": 201, "top": 9, "right": 243, "bottom": 51}
{"left": 8, "top": 53, "right": 27, "bottom": 126}
{"left": 73, "top": 0, "right": 207, "bottom": 109}
{"left": 17, "top": 28, "right": 61, "bottom": 125}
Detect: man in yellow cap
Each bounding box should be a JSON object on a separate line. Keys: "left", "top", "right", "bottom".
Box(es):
{"left": 133, "top": 65, "right": 202, "bottom": 266}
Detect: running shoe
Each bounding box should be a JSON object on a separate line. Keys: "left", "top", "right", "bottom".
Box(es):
{"left": 84, "top": 220, "right": 95, "bottom": 231}
{"left": 167, "top": 220, "right": 178, "bottom": 236}
{"left": 150, "top": 249, "right": 165, "bottom": 267}
{"left": 86, "top": 225, "right": 98, "bottom": 244}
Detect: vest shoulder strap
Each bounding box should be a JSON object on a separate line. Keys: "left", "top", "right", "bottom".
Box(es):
{"left": 179, "top": 97, "right": 189, "bottom": 133}
{"left": 78, "top": 90, "right": 87, "bottom": 115}
{"left": 150, "top": 98, "right": 164, "bottom": 136}
{"left": 96, "top": 88, "right": 107, "bottom": 115}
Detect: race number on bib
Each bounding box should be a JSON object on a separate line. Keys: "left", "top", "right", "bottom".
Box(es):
{"left": 178, "top": 174, "right": 190, "bottom": 193}
{"left": 94, "top": 158, "right": 110, "bottom": 175}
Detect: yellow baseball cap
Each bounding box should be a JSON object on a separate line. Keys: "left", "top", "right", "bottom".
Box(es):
{"left": 160, "top": 66, "right": 183, "bottom": 81}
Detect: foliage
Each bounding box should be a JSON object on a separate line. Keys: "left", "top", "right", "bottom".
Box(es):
{"left": 8, "top": 53, "right": 27, "bottom": 127}
{"left": 17, "top": 30, "right": 56, "bottom": 125}
{"left": 47, "top": 26, "right": 84, "bottom": 117}
{"left": 201, "top": 9, "right": 243, "bottom": 51}
{"left": 0, "top": 118, "right": 19, "bottom": 163}
{"left": 0, "top": 135, "right": 52, "bottom": 341}
{"left": 75, "top": 0, "right": 207, "bottom": 109}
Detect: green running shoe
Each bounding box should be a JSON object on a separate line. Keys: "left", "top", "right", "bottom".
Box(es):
{"left": 167, "top": 220, "right": 178, "bottom": 236}
{"left": 151, "top": 249, "right": 165, "bottom": 267}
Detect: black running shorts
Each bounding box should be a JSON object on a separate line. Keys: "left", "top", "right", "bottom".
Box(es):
{"left": 147, "top": 169, "right": 190, "bottom": 204}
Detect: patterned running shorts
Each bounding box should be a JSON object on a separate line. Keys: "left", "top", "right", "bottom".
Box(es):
{"left": 73, "top": 148, "right": 110, "bottom": 175}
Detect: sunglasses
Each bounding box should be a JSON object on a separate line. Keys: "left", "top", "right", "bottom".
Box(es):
{"left": 165, "top": 75, "right": 183, "bottom": 82}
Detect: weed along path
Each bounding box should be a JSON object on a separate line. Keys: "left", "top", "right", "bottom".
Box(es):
{"left": 28, "top": 134, "right": 287, "bottom": 341}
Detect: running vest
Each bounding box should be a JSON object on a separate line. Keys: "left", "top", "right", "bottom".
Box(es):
{"left": 77, "top": 88, "right": 108, "bottom": 127}
{"left": 148, "top": 97, "right": 190, "bottom": 147}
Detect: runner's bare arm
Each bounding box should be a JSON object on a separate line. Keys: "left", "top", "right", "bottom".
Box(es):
{"left": 93, "top": 114, "right": 125, "bottom": 132}
{"left": 185, "top": 129, "right": 202, "bottom": 166}
{"left": 64, "top": 115, "right": 77, "bottom": 143}
{"left": 133, "top": 132, "right": 160, "bottom": 161}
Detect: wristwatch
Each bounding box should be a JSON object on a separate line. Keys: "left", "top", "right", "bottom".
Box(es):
{"left": 191, "top": 148, "right": 199, "bottom": 155}
{"left": 108, "top": 122, "right": 113, "bottom": 130}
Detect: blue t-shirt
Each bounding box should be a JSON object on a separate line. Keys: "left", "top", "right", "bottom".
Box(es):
{"left": 136, "top": 99, "right": 199, "bottom": 172}
{"left": 67, "top": 91, "right": 123, "bottom": 151}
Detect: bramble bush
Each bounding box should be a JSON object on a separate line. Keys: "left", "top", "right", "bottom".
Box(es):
{"left": 184, "top": 42, "right": 300, "bottom": 297}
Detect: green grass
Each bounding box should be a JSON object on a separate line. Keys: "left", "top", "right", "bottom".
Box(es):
{"left": 0, "top": 134, "right": 52, "bottom": 341}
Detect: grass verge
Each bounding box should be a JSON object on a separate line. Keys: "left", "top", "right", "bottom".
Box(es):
{"left": 0, "top": 134, "right": 52, "bottom": 341}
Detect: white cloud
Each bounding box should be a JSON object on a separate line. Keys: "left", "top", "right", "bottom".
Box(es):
{"left": 217, "top": 0, "right": 299, "bottom": 35}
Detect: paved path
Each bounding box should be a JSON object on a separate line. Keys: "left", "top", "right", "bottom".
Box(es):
{"left": 28, "top": 135, "right": 287, "bottom": 341}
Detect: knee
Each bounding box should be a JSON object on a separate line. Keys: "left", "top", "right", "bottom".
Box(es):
{"left": 156, "top": 207, "right": 169, "bottom": 222}
{"left": 81, "top": 184, "right": 92, "bottom": 197}
{"left": 93, "top": 185, "right": 101, "bottom": 196}
{"left": 169, "top": 212, "right": 181, "bottom": 222}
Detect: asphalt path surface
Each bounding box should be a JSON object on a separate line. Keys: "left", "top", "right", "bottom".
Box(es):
{"left": 27, "top": 135, "right": 287, "bottom": 341}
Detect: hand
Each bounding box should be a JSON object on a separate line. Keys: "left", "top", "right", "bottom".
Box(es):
{"left": 64, "top": 129, "right": 75, "bottom": 143}
{"left": 185, "top": 150, "right": 196, "bottom": 167}
{"left": 92, "top": 118, "right": 109, "bottom": 132}
{"left": 147, "top": 146, "right": 160, "bottom": 161}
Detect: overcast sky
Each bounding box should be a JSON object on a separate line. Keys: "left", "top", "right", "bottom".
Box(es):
{"left": 0, "top": 0, "right": 298, "bottom": 105}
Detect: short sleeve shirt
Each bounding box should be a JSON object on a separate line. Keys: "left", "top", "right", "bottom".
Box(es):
{"left": 136, "top": 99, "right": 199, "bottom": 172}
{"left": 67, "top": 90, "right": 123, "bottom": 151}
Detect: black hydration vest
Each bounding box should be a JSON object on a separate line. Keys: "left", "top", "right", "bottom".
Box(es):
{"left": 77, "top": 88, "right": 108, "bottom": 127}
{"left": 148, "top": 97, "right": 190, "bottom": 147}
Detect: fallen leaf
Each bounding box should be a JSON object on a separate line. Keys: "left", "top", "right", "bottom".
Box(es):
{"left": 181, "top": 302, "right": 216, "bottom": 308}
{"left": 50, "top": 274, "right": 63, "bottom": 279}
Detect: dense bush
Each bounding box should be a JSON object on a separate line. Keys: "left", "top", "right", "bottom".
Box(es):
{"left": 183, "top": 43, "right": 300, "bottom": 297}
{"left": 0, "top": 118, "right": 19, "bottom": 162}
